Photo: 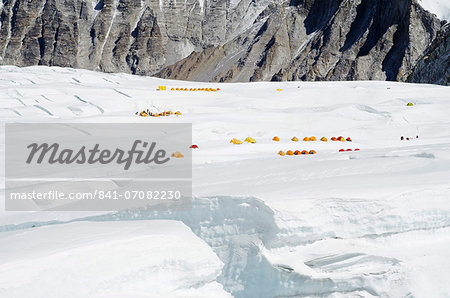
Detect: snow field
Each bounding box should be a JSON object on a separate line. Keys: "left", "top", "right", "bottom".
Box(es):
{"left": 0, "top": 65, "right": 449, "bottom": 297}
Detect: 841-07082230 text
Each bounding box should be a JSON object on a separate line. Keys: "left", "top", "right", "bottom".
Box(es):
{"left": 9, "top": 190, "right": 183, "bottom": 201}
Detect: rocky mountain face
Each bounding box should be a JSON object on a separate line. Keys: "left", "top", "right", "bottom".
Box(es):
{"left": 407, "top": 23, "right": 449, "bottom": 85}
{"left": 0, "top": 0, "right": 446, "bottom": 84}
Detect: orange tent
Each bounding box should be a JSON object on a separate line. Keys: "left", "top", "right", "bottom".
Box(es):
{"left": 292, "top": 137, "right": 299, "bottom": 142}
{"left": 309, "top": 150, "right": 317, "bottom": 155}
{"left": 278, "top": 151, "right": 286, "bottom": 156}
{"left": 171, "top": 152, "right": 184, "bottom": 158}
{"left": 301, "top": 150, "right": 309, "bottom": 155}
{"left": 321, "top": 137, "right": 328, "bottom": 142}
{"left": 273, "top": 136, "right": 280, "bottom": 141}
{"left": 294, "top": 150, "right": 301, "bottom": 155}
{"left": 331, "top": 137, "right": 337, "bottom": 141}
{"left": 310, "top": 136, "right": 317, "bottom": 141}
{"left": 303, "top": 137, "right": 310, "bottom": 142}
{"left": 286, "top": 150, "right": 294, "bottom": 156}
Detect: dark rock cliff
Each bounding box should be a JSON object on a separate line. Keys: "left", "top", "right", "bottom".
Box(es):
{"left": 0, "top": 0, "right": 446, "bottom": 84}
{"left": 407, "top": 22, "right": 449, "bottom": 85}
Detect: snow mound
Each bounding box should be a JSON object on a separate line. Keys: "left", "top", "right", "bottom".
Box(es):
{"left": 0, "top": 221, "right": 230, "bottom": 298}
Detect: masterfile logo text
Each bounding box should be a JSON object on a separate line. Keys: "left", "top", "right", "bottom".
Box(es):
{"left": 5, "top": 123, "right": 192, "bottom": 212}
{"left": 26, "top": 140, "right": 170, "bottom": 170}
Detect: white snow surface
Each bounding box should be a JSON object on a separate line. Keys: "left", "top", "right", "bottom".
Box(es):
{"left": 419, "top": 0, "right": 450, "bottom": 20}
{"left": 0, "top": 65, "right": 449, "bottom": 297}
{"left": 0, "top": 220, "right": 229, "bottom": 298}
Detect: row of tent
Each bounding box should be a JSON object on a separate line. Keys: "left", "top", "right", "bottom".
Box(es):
{"left": 230, "top": 136, "right": 353, "bottom": 144}
{"left": 279, "top": 148, "right": 361, "bottom": 156}
{"left": 275, "top": 136, "right": 352, "bottom": 142}
{"left": 158, "top": 86, "right": 221, "bottom": 92}
{"left": 138, "top": 110, "right": 182, "bottom": 117}
{"left": 230, "top": 137, "right": 256, "bottom": 144}
{"left": 279, "top": 150, "right": 317, "bottom": 156}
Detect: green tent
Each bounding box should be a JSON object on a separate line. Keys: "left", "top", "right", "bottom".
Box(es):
{"left": 407, "top": 102, "right": 414, "bottom": 106}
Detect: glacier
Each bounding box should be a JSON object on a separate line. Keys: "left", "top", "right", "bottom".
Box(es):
{"left": 0, "top": 66, "right": 449, "bottom": 297}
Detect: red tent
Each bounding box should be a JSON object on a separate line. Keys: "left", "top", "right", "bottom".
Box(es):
{"left": 190, "top": 145, "right": 199, "bottom": 149}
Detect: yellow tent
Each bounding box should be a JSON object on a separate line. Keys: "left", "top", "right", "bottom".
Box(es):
{"left": 245, "top": 137, "right": 256, "bottom": 143}
{"left": 303, "top": 137, "right": 310, "bottom": 141}
{"left": 276, "top": 89, "right": 282, "bottom": 91}
{"left": 230, "top": 138, "right": 243, "bottom": 144}
{"left": 171, "top": 152, "right": 184, "bottom": 158}
{"left": 320, "top": 137, "right": 328, "bottom": 142}
{"left": 292, "top": 137, "right": 299, "bottom": 142}
{"left": 175, "top": 111, "right": 182, "bottom": 115}
{"left": 278, "top": 151, "right": 286, "bottom": 156}
{"left": 310, "top": 136, "right": 317, "bottom": 141}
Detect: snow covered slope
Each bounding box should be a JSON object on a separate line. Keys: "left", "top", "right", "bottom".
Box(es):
{"left": 0, "top": 66, "right": 449, "bottom": 297}
{"left": 0, "top": 221, "right": 230, "bottom": 298}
